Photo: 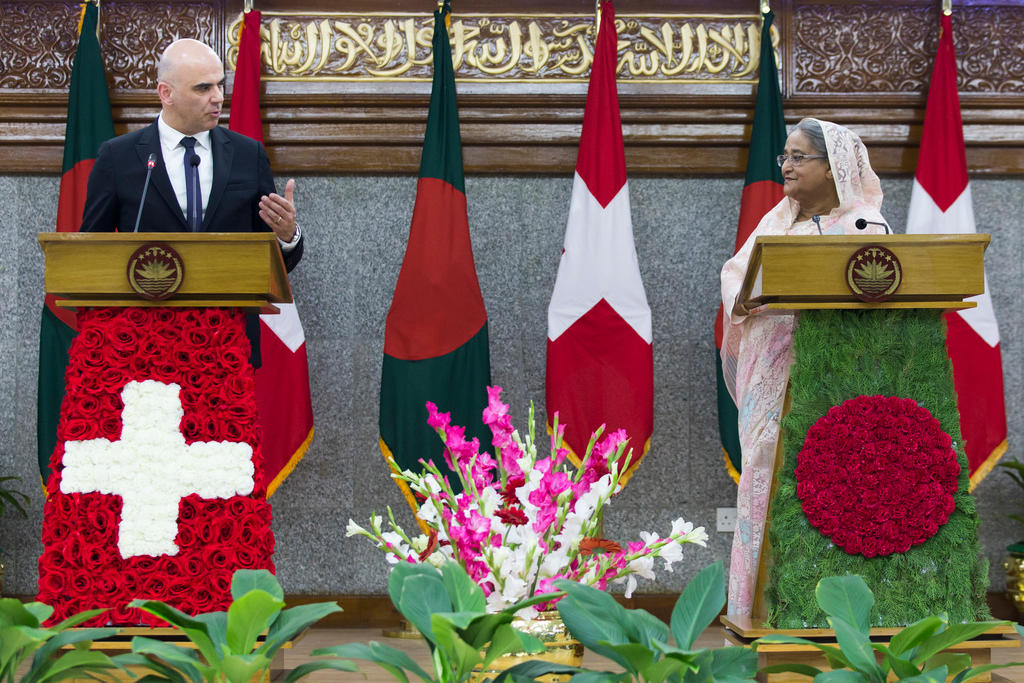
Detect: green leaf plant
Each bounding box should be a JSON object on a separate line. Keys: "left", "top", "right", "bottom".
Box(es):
{"left": 0, "top": 599, "right": 125, "bottom": 683}
{"left": 311, "top": 561, "right": 560, "bottom": 683}
{"left": 755, "top": 574, "right": 1024, "bottom": 683}
{"left": 124, "top": 568, "right": 355, "bottom": 683}
{"left": 496, "top": 560, "right": 758, "bottom": 683}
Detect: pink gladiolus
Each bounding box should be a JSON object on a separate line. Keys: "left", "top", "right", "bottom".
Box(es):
{"left": 426, "top": 401, "right": 451, "bottom": 433}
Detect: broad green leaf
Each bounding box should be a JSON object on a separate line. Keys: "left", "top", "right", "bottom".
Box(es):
{"left": 911, "top": 622, "right": 1008, "bottom": 666}
{"left": 388, "top": 563, "right": 445, "bottom": 618}
{"left": 129, "top": 601, "right": 219, "bottom": 666}
{"left": 130, "top": 636, "right": 207, "bottom": 683}
{"left": 950, "top": 661, "right": 1024, "bottom": 683}
{"left": 0, "top": 599, "right": 49, "bottom": 627}
{"left": 226, "top": 590, "right": 285, "bottom": 654}
{"left": 440, "top": 562, "right": 487, "bottom": 614}
{"left": 889, "top": 615, "right": 944, "bottom": 657}
{"left": 626, "top": 608, "right": 670, "bottom": 649}
{"left": 312, "top": 642, "right": 432, "bottom": 682}
{"left": 261, "top": 602, "right": 343, "bottom": 656}
{"left": 112, "top": 653, "right": 193, "bottom": 683}
{"left": 642, "top": 656, "right": 687, "bottom": 683}
{"left": 30, "top": 627, "right": 120, "bottom": 678}
{"left": 394, "top": 574, "right": 452, "bottom": 644}
{"left": 461, "top": 613, "right": 515, "bottom": 650}
{"left": 811, "top": 670, "right": 867, "bottom": 683}
{"left": 883, "top": 649, "right": 921, "bottom": 680}
{"left": 705, "top": 645, "right": 758, "bottom": 681}
{"left": 923, "top": 652, "right": 971, "bottom": 677}
{"left": 816, "top": 576, "right": 873, "bottom": 633}
{"left": 49, "top": 608, "right": 108, "bottom": 632}
{"left": 670, "top": 561, "right": 725, "bottom": 650}
{"left": 602, "top": 642, "right": 656, "bottom": 672}
{"left": 555, "top": 601, "right": 631, "bottom": 670}
{"left": 494, "top": 660, "right": 592, "bottom": 682}
{"left": 758, "top": 662, "right": 824, "bottom": 677}
{"left": 29, "top": 649, "right": 118, "bottom": 683}
{"left": 219, "top": 652, "right": 269, "bottom": 683}
{"left": 191, "top": 611, "right": 229, "bottom": 659}
{"left": 283, "top": 658, "right": 360, "bottom": 683}
{"left": 899, "top": 666, "right": 948, "bottom": 683}
{"left": 479, "top": 623, "right": 543, "bottom": 670}
{"left": 231, "top": 569, "right": 284, "bottom": 602}
{"left": 829, "top": 617, "right": 884, "bottom": 680}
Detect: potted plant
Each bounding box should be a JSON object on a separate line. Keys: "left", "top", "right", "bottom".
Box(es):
{"left": 312, "top": 560, "right": 559, "bottom": 683}
{"left": 997, "top": 457, "right": 1024, "bottom": 618}
{"left": 348, "top": 386, "right": 708, "bottom": 616}
{"left": 755, "top": 574, "right": 1024, "bottom": 682}
{"left": 0, "top": 475, "right": 29, "bottom": 595}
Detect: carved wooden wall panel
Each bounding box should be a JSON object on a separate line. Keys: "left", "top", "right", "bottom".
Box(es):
{"left": 790, "top": 3, "right": 1024, "bottom": 96}
{"left": 1, "top": 0, "right": 1023, "bottom": 174}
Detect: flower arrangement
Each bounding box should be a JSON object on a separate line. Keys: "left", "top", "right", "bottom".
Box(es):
{"left": 38, "top": 307, "right": 274, "bottom": 625}
{"left": 348, "top": 386, "right": 707, "bottom": 613}
{"left": 795, "top": 394, "right": 959, "bottom": 557}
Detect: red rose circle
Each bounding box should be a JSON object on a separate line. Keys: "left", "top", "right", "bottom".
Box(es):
{"left": 795, "top": 395, "right": 959, "bottom": 558}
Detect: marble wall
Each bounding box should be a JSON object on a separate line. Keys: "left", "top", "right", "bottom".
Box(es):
{"left": 0, "top": 172, "right": 1020, "bottom": 598}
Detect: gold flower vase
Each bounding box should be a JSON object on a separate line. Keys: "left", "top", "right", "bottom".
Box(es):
{"left": 475, "top": 609, "right": 584, "bottom": 682}
{"left": 1003, "top": 547, "right": 1024, "bottom": 619}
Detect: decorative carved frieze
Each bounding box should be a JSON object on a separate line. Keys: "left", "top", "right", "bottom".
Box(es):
{"left": 793, "top": 4, "right": 1024, "bottom": 94}
{"left": 0, "top": 1, "right": 219, "bottom": 91}
{"left": 226, "top": 12, "right": 778, "bottom": 83}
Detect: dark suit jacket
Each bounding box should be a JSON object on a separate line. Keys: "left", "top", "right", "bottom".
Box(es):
{"left": 80, "top": 120, "right": 304, "bottom": 365}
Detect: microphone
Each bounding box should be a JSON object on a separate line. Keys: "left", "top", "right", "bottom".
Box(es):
{"left": 132, "top": 153, "right": 157, "bottom": 233}
{"left": 855, "top": 218, "right": 891, "bottom": 235}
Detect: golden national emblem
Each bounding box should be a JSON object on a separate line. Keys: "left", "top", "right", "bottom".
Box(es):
{"left": 127, "top": 243, "right": 185, "bottom": 301}
{"left": 846, "top": 244, "right": 901, "bottom": 302}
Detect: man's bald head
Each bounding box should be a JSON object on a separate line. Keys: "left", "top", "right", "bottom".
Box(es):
{"left": 155, "top": 39, "right": 225, "bottom": 135}
{"left": 157, "top": 39, "right": 221, "bottom": 86}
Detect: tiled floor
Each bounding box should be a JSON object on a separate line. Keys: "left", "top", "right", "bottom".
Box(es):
{"left": 281, "top": 625, "right": 1024, "bottom": 682}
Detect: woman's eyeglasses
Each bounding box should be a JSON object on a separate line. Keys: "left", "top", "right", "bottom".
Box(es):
{"left": 777, "top": 154, "right": 827, "bottom": 167}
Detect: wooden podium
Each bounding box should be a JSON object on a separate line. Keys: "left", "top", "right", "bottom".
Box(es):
{"left": 720, "top": 234, "right": 1014, "bottom": 679}
{"left": 36, "top": 232, "right": 290, "bottom": 626}
{"left": 39, "top": 232, "right": 292, "bottom": 312}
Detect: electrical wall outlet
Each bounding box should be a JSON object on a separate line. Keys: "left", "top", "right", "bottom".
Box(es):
{"left": 716, "top": 507, "right": 737, "bottom": 533}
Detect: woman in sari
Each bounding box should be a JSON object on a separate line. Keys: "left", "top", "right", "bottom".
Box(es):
{"left": 720, "top": 118, "right": 888, "bottom": 616}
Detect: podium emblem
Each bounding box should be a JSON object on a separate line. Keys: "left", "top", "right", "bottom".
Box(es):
{"left": 846, "top": 245, "right": 901, "bottom": 302}
{"left": 127, "top": 243, "right": 185, "bottom": 300}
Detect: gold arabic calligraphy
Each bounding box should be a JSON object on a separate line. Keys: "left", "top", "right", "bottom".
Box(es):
{"left": 227, "top": 13, "right": 780, "bottom": 82}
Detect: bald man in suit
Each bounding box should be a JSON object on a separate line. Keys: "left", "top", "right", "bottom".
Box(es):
{"left": 81, "top": 38, "right": 303, "bottom": 362}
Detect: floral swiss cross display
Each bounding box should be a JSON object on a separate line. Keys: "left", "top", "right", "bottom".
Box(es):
{"left": 38, "top": 307, "right": 274, "bottom": 625}
{"left": 795, "top": 395, "right": 960, "bottom": 558}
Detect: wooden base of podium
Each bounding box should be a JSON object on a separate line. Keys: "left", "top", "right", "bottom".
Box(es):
{"left": 721, "top": 616, "right": 1019, "bottom": 683}
{"left": 65, "top": 627, "right": 306, "bottom": 682}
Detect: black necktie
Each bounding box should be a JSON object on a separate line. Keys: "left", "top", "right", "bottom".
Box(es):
{"left": 181, "top": 136, "right": 201, "bottom": 231}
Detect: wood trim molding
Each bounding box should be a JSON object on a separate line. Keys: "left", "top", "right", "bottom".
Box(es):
{"left": 2, "top": 0, "right": 1024, "bottom": 175}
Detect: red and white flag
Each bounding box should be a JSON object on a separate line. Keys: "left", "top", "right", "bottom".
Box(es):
{"left": 229, "top": 10, "right": 315, "bottom": 495}
{"left": 546, "top": 0, "right": 653, "bottom": 486}
{"left": 906, "top": 12, "right": 1007, "bottom": 489}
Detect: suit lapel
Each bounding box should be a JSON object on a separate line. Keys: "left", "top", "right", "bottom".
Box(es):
{"left": 136, "top": 121, "right": 188, "bottom": 230}
{"left": 203, "top": 127, "right": 233, "bottom": 230}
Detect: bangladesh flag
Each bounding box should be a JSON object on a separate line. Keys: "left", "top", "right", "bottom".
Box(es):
{"left": 714, "top": 9, "right": 785, "bottom": 482}
{"left": 38, "top": 0, "right": 114, "bottom": 484}
{"left": 379, "top": 0, "right": 491, "bottom": 506}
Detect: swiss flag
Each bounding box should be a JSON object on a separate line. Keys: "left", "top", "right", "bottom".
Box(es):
{"left": 546, "top": 0, "right": 653, "bottom": 485}
{"left": 906, "top": 12, "right": 1007, "bottom": 488}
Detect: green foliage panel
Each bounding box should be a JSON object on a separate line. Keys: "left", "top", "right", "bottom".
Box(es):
{"left": 766, "top": 309, "right": 989, "bottom": 628}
